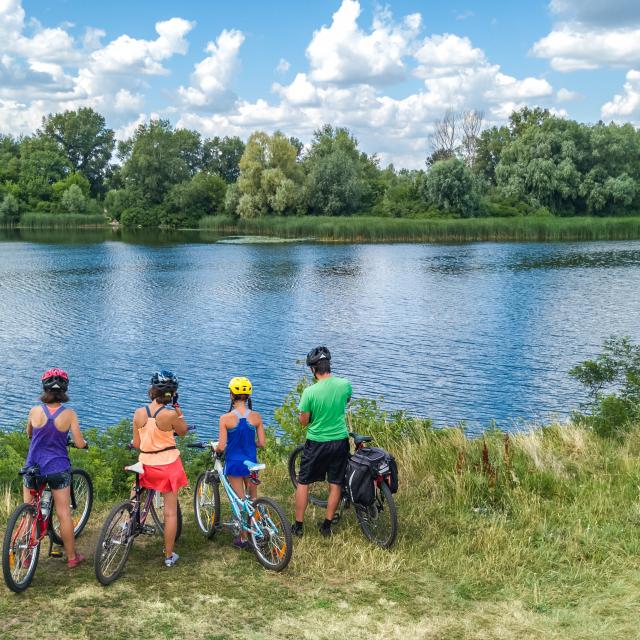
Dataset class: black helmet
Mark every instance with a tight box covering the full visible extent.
[150,370,179,393]
[41,368,69,392]
[306,346,331,367]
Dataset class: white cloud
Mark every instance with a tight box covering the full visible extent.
[550,0,640,27]
[601,69,640,119]
[557,87,580,102]
[178,29,244,110]
[276,58,290,74]
[306,0,421,86]
[414,34,485,77]
[532,26,640,71]
[114,89,144,114]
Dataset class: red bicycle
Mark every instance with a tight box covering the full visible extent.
[2,459,93,593]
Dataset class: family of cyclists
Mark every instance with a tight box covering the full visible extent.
[12,345,352,576]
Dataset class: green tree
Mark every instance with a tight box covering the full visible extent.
[422,158,480,216]
[304,125,377,216]
[119,120,199,206]
[104,189,135,221]
[0,193,20,223]
[18,136,71,209]
[235,131,304,217]
[41,108,115,195]
[60,184,87,214]
[0,134,20,187]
[163,172,227,226]
[202,136,245,182]
[52,173,91,202]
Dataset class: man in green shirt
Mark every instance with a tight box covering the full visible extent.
[294,346,352,537]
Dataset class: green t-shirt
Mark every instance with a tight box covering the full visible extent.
[298,376,352,442]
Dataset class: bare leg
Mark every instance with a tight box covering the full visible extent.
[52,487,76,560]
[246,478,258,501]
[295,483,309,522]
[161,491,178,557]
[228,476,248,540]
[325,483,342,522]
[22,486,32,504]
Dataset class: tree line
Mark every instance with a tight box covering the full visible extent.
[1,106,640,226]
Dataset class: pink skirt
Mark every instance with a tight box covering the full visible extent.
[140,457,188,494]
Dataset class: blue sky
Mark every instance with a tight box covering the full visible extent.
[3,0,640,167]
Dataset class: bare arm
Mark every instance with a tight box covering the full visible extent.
[26,408,34,438]
[170,404,189,436]
[255,414,266,448]
[299,412,310,427]
[132,408,144,449]
[216,417,228,453]
[67,409,87,448]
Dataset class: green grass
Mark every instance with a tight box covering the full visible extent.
[2,418,640,639]
[17,212,108,229]
[199,214,640,243]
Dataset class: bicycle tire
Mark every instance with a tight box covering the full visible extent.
[2,503,41,593]
[354,481,398,549]
[287,444,329,508]
[49,468,94,545]
[150,495,183,543]
[193,472,221,539]
[94,501,135,586]
[249,497,293,572]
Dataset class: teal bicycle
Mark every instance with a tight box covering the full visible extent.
[190,441,293,572]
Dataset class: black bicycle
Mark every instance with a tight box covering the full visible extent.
[94,449,182,585]
[288,431,398,548]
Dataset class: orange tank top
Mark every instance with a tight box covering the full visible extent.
[138,405,180,466]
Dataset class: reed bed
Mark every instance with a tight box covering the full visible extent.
[199,214,640,243]
[18,213,108,229]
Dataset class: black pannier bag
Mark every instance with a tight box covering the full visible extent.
[359,446,399,494]
[345,447,387,506]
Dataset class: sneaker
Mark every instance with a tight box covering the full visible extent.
[292,522,304,538]
[317,522,332,537]
[233,537,248,550]
[67,553,85,568]
[164,552,179,567]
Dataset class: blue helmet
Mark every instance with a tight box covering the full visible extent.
[150,370,179,393]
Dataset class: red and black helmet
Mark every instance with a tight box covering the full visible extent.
[41,368,69,391]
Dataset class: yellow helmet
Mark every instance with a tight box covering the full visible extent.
[228,376,252,395]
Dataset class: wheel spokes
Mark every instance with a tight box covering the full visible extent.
[10,511,37,584]
[99,508,131,577]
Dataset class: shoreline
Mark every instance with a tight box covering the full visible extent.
[4,214,640,243]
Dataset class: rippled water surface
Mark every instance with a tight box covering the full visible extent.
[1,228,640,437]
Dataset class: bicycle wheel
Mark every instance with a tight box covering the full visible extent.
[354,481,397,549]
[94,501,135,586]
[249,497,293,572]
[149,493,183,543]
[193,472,221,538]
[2,503,41,593]
[288,444,329,507]
[50,468,94,545]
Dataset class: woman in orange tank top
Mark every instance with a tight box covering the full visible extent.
[132,370,188,568]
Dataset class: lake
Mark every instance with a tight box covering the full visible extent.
[1,227,639,438]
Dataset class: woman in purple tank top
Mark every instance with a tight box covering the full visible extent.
[23,368,87,568]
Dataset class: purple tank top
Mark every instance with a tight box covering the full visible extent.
[25,404,71,475]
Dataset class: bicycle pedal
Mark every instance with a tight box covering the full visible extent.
[141,525,156,535]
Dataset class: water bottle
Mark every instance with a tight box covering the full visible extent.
[40,489,53,519]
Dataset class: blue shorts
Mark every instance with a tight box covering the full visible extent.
[23,469,72,490]
[224,460,255,478]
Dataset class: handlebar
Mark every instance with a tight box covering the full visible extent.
[67,438,89,450]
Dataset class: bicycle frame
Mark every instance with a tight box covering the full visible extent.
[206,447,272,539]
[127,471,155,538]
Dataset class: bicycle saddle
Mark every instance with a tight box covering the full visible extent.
[124,462,145,475]
[349,432,373,445]
[244,461,266,472]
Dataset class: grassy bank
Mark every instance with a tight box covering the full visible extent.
[16,213,108,229]
[2,408,640,639]
[200,214,640,242]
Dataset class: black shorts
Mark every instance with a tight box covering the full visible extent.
[298,438,349,485]
[23,470,72,491]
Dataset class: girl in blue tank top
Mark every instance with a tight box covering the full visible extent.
[216,377,265,548]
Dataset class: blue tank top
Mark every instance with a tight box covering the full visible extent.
[225,408,257,464]
[25,404,71,475]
